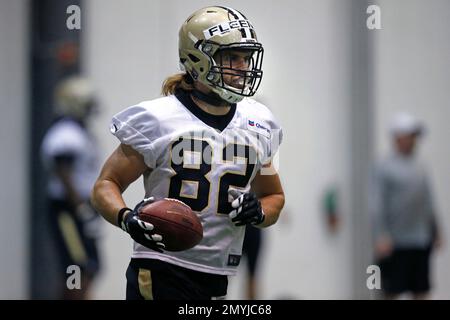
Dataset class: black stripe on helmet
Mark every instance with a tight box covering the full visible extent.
[216,6,250,39]
[235,9,247,19]
[216,6,240,20]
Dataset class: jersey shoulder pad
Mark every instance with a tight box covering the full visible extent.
[110,96,181,167]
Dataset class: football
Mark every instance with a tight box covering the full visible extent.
[138,198,203,252]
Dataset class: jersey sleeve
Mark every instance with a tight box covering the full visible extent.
[266,116,283,165]
[258,107,283,166]
[110,104,160,168]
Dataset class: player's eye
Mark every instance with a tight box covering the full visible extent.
[231,54,252,66]
[216,51,252,69]
[216,52,231,64]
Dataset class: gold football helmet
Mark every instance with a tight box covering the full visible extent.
[179,6,263,103]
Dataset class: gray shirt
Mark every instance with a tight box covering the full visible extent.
[370,152,437,248]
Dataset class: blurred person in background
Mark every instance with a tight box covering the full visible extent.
[370,112,442,300]
[41,76,102,299]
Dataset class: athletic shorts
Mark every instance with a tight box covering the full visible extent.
[126,258,228,300]
[378,246,432,294]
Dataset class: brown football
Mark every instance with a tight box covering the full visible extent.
[138,198,203,251]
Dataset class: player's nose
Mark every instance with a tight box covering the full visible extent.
[234,57,248,70]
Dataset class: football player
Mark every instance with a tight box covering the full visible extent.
[92,6,285,300]
[41,76,102,299]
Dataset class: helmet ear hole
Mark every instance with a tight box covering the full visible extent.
[188,54,200,63]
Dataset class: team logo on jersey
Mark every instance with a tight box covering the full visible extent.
[227,254,241,266]
[203,19,254,39]
[110,123,118,133]
[247,119,271,139]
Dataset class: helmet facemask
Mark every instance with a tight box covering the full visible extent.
[204,42,263,101]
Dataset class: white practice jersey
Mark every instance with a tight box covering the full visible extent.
[111,91,282,275]
[41,118,100,200]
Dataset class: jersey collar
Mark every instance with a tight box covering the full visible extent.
[175,89,237,132]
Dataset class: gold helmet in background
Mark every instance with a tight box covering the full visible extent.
[54,76,96,119]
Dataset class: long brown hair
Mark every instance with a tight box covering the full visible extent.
[161,73,194,96]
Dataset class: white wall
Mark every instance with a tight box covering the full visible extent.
[84,0,355,299]
[0,0,29,299]
[373,0,450,299]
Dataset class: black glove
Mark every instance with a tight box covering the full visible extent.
[229,190,265,227]
[117,197,165,252]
